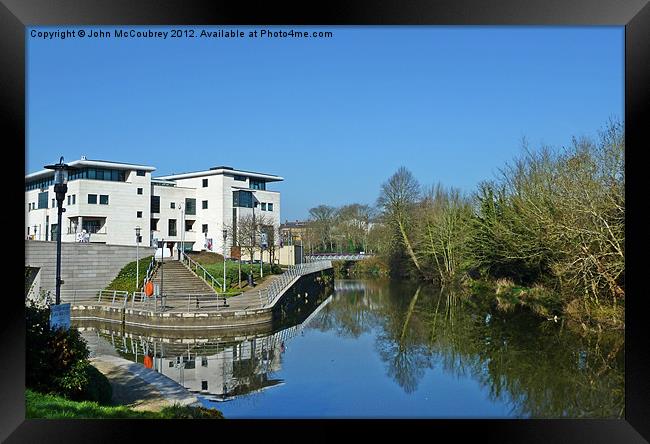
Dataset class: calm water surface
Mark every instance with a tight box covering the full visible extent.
[83,278,624,418]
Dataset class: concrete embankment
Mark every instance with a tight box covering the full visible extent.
[71,266,334,330]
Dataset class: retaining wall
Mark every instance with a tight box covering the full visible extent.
[24,240,155,292]
[70,267,335,331]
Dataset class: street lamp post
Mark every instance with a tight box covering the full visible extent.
[135,227,141,291]
[250,200,256,286]
[157,239,165,309]
[44,157,75,305]
[222,228,227,293]
[178,203,184,260]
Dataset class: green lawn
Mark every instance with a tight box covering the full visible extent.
[105,256,153,293]
[26,390,223,419]
[188,252,282,291]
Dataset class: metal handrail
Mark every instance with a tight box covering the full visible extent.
[262,260,332,307]
[179,251,224,292]
[60,289,130,308]
[128,291,229,313]
[141,256,157,291]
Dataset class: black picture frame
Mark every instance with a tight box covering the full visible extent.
[4,1,648,442]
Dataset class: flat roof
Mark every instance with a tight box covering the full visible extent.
[25,157,156,180]
[156,166,283,182]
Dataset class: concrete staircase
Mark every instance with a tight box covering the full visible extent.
[150,259,216,294]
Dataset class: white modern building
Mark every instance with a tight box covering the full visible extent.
[25,157,283,258]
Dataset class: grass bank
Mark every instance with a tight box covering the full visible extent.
[26,390,223,419]
[105,256,153,293]
[187,251,282,290]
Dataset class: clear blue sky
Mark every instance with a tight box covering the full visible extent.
[26,26,623,221]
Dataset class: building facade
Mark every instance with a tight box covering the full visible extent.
[25,158,283,257]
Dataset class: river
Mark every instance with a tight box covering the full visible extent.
[78,278,624,418]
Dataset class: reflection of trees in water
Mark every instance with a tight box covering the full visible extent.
[375,285,433,394]
[308,281,383,338]
[317,279,624,417]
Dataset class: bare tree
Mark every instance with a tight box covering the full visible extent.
[309,205,336,251]
[377,166,423,273]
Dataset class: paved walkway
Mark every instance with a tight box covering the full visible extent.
[83,331,200,411]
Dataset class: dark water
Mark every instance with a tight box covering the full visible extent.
[82,278,624,418]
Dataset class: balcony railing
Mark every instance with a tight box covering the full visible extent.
[67,227,107,235]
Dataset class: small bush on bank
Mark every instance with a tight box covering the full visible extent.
[26,305,113,404]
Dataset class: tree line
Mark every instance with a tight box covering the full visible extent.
[306,120,624,326]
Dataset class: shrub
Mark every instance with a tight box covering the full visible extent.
[159,404,224,419]
[25,305,112,404]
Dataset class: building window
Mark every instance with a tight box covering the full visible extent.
[151,219,158,231]
[202,178,208,187]
[234,175,246,181]
[233,190,253,208]
[37,192,48,209]
[169,219,177,237]
[267,203,274,211]
[100,195,109,205]
[201,357,208,367]
[185,220,193,232]
[250,179,266,190]
[137,188,143,195]
[137,211,143,218]
[136,170,146,176]
[201,381,208,390]
[170,202,175,209]
[202,200,208,209]
[65,167,126,182]
[51,199,55,208]
[151,195,160,213]
[67,195,71,205]
[88,194,97,204]
[261,202,267,211]
[82,219,101,234]
[185,198,196,215]
[168,361,174,368]
[202,224,208,234]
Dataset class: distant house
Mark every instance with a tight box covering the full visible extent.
[279,220,308,246]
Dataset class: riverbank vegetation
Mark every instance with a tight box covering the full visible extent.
[307,121,624,329]
[26,305,113,404]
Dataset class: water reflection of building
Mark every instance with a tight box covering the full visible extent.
[93,324,301,401]
[84,292,333,401]
[155,327,299,401]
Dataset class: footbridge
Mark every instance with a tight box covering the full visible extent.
[305,253,375,262]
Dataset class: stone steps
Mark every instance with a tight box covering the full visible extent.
[150,260,216,294]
